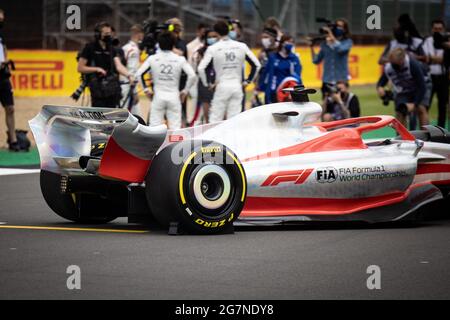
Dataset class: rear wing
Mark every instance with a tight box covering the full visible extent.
[29,106,167,182]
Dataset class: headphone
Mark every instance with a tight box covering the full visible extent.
[94,21,111,40]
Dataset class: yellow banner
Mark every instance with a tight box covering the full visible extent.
[293,45,386,87]
[8,50,79,97]
[8,46,385,97]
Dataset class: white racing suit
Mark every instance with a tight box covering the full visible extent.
[197,37,261,123]
[120,40,142,116]
[136,50,196,129]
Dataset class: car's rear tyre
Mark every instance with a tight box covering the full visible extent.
[145,140,247,234]
[40,170,118,224]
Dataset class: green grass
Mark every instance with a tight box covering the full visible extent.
[0,147,39,167]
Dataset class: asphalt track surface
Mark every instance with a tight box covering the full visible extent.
[0,171,449,300]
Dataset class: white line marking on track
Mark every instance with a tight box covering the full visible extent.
[0,222,6,225]
[0,168,40,176]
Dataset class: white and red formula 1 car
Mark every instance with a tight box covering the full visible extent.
[30,87,450,234]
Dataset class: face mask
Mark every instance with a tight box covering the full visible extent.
[207,38,217,46]
[261,38,272,49]
[333,27,344,38]
[283,43,293,53]
[228,30,237,40]
[102,35,112,44]
[392,63,403,71]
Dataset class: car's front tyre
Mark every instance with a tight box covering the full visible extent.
[145,140,247,234]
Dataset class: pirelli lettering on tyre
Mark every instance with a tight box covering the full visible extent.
[195,218,227,228]
[201,146,222,153]
[194,213,234,228]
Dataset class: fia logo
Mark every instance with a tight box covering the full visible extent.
[316,167,338,183]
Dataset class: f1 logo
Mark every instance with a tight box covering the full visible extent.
[261,169,313,187]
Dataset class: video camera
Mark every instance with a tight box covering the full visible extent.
[310,18,339,44]
[140,20,172,55]
[433,31,450,49]
[323,83,340,95]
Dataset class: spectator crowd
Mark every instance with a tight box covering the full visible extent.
[1,8,450,152]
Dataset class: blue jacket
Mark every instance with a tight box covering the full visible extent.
[312,38,353,83]
[263,51,302,103]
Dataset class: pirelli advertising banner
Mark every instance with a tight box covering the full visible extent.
[8,50,79,97]
[8,46,385,97]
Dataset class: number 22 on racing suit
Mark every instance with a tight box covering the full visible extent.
[136,50,196,129]
[197,36,261,123]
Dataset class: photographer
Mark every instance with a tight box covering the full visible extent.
[377,48,429,128]
[321,82,352,122]
[136,31,196,129]
[379,14,425,65]
[310,18,353,95]
[0,8,20,151]
[77,22,133,108]
[422,19,449,128]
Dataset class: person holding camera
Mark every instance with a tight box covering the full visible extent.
[377,48,429,128]
[379,14,425,65]
[197,20,261,123]
[321,81,360,122]
[422,19,449,128]
[310,19,353,96]
[136,31,196,129]
[0,8,20,151]
[77,22,133,108]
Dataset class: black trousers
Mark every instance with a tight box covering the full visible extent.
[430,74,449,128]
[91,95,120,108]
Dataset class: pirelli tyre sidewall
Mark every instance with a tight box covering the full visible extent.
[146,141,247,234]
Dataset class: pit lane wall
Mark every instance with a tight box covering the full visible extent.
[8,46,385,97]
